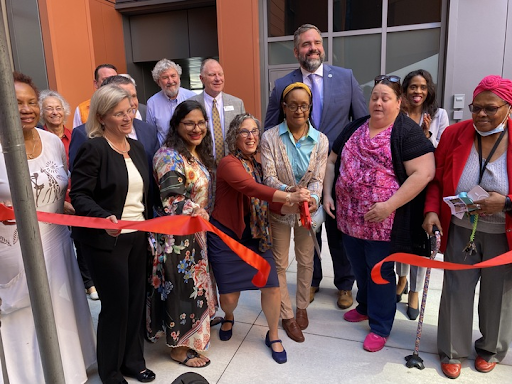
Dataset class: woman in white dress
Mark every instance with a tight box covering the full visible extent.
[0,72,96,383]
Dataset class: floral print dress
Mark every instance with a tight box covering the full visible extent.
[146,147,215,351]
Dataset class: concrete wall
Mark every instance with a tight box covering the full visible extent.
[443,0,512,123]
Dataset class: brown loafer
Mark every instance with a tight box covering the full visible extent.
[282,318,305,343]
[441,362,461,379]
[337,290,353,309]
[475,356,496,373]
[309,286,319,303]
[296,308,308,330]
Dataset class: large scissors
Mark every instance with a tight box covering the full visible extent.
[300,202,322,257]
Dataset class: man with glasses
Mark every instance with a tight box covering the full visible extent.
[191,59,245,163]
[264,24,367,311]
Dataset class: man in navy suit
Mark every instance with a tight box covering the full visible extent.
[264,24,368,312]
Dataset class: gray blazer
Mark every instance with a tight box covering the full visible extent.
[190,91,245,135]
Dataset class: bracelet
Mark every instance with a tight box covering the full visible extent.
[285,193,293,205]
[503,196,512,212]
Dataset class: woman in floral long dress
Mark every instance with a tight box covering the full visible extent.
[147,100,216,368]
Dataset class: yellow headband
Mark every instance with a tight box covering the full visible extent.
[282,82,312,100]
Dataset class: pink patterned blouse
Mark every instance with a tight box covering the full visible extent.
[336,120,399,241]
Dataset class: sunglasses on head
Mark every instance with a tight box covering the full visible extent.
[374,75,401,85]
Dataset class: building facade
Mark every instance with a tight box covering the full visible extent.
[3,0,512,124]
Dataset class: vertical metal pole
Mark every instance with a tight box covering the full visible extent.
[0,7,65,384]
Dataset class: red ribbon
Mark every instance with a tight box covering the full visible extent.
[0,205,270,287]
[371,251,512,284]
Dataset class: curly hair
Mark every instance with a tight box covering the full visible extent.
[402,69,438,119]
[151,59,182,84]
[225,113,262,155]
[38,89,71,124]
[13,71,39,97]
[163,100,215,170]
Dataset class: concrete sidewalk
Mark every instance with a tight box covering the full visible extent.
[85,233,512,383]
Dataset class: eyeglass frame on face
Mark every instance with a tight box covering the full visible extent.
[111,108,134,119]
[181,120,207,129]
[43,106,64,113]
[374,75,401,85]
[468,103,509,116]
[283,103,311,113]
[237,128,260,138]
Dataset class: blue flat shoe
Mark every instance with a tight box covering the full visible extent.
[265,331,287,364]
[219,318,234,341]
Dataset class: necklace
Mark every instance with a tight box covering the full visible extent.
[26,129,38,159]
[105,136,129,154]
[291,124,308,143]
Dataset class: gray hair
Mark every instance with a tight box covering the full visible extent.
[226,113,262,155]
[293,24,322,50]
[151,59,182,83]
[38,89,71,124]
[119,73,136,86]
[86,84,131,138]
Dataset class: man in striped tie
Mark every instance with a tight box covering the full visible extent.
[191,59,245,164]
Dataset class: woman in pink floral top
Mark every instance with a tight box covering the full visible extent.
[146,100,216,368]
[322,76,435,352]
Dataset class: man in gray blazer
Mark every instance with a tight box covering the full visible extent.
[191,59,245,163]
[264,24,368,323]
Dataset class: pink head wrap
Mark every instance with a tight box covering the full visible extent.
[473,75,512,105]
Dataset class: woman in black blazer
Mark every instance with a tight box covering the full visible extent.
[71,84,155,384]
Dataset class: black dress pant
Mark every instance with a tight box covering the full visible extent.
[75,239,95,290]
[82,231,147,384]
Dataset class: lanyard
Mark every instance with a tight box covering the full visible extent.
[477,129,507,184]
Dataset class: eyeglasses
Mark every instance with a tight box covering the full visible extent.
[283,103,311,112]
[468,103,508,116]
[374,75,401,85]
[238,128,259,138]
[181,120,207,129]
[44,106,64,113]
[112,109,134,119]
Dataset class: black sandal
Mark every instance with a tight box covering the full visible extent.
[210,316,223,327]
[172,349,211,368]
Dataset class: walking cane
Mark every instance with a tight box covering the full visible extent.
[0,298,10,384]
[405,226,441,370]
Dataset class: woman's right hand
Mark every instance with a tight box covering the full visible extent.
[422,211,443,236]
[323,193,335,219]
[191,207,209,221]
[290,188,310,204]
[105,215,121,237]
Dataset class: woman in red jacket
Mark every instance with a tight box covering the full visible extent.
[207,113,310,364]
[423,75,512,380]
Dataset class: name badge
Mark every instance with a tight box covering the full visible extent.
[224,105,235,112]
